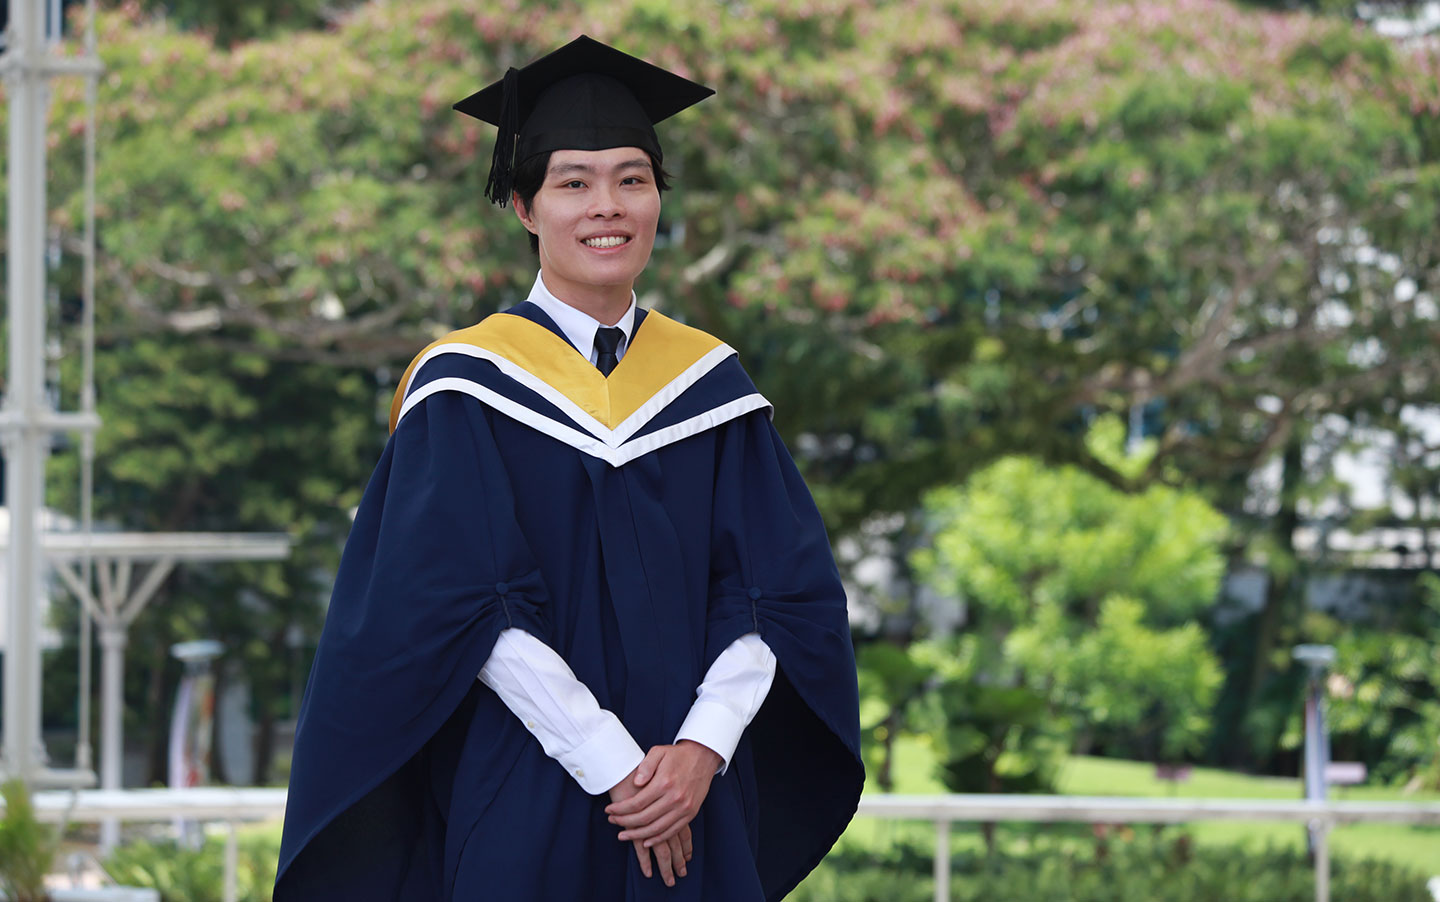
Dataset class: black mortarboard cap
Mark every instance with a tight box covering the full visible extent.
[454,35,715,206]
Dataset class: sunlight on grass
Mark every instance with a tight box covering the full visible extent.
[847,739,1440,874]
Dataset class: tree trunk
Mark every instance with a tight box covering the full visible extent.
[252,658,278,786]
[981,759,1000,854]
[876,708,899,792]
[1240,435,1304,768]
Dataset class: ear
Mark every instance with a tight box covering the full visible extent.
[513,194,538,235]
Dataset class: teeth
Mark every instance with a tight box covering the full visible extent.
[583,236,629,248]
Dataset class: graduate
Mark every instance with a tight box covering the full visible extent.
[275,36,863,901]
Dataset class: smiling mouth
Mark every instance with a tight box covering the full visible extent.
[582,236,631,249]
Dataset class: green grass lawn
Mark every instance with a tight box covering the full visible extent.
[1057,754,1440,872]
[839,737,1440,875]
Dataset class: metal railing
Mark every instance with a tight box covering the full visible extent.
[23,788,286,902]
[9,789,1440,902]
[856,794,1440,902]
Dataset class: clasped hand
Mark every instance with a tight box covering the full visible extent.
[605,740,722,887]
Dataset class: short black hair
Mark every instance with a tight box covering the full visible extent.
[511,150,673,255]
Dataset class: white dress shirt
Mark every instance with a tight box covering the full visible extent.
[481,630,775,795]
[477,270,778,795]
[525,271,637,365]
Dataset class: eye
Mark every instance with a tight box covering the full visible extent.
[562,179,586,189]
[621,176,645,185]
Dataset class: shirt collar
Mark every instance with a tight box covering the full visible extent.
[525,271,637,366]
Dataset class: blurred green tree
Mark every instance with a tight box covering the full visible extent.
[1235,0,1428,18]
[855,641,933,791]
[132,0,365,45]
[32,0,1437,534]
[1317,573,1440,790]
[914,455,1228,765]
[42,335,379,784]
[8,0,1438,778]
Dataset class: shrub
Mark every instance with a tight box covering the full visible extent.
[913,457,1228,768]
[0,779,59,902]
[104,830,279,902]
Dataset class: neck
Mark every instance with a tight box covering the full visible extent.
[539,272,633,326]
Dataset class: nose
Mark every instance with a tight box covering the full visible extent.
[588,183,624,219]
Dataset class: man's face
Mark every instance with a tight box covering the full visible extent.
[515,146,661,304]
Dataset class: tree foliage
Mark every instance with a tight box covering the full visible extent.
[914,456,1228,763]
[130,0,365,46]
[910,633,1072,796]
[28,0,1437,530]
[4,0,1437,779]
[1319,573,1440,789]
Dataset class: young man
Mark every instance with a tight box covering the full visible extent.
[276,37,861,902]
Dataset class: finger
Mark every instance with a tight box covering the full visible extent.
[618,800,685,841]
[635,811,689,846]
[668,833,688,878]
[644,815,690,848]
[610,799,671,828]
[633,746,669,787]
[680,825,694,861]
[610,788,676,825]
[606,782,668,817]
[616,799,680,839]
[653,836,676,887]
[631,840,652,879]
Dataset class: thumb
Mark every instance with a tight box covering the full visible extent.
[634,746,668,786]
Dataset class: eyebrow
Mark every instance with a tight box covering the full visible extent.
[547,158,654,178]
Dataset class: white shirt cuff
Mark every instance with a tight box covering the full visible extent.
[675,698,748,773]
[556,712,645,795]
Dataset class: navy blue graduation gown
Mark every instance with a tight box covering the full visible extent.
[275,303,863,901]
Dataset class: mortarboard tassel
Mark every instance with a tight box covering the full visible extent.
[484,67,521,206]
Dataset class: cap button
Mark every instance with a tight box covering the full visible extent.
[748,586,763,600]
[496,581,510,594]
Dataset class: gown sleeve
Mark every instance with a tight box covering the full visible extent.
[276,392,559,900]
[706,410,865,901]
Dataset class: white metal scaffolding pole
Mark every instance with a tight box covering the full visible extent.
[2,0,54,785]
[2,0,102,788]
